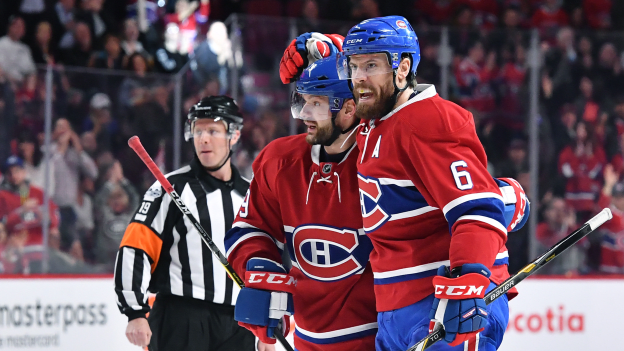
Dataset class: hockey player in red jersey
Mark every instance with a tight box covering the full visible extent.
[333,17,529,351]
[224,47,378,350]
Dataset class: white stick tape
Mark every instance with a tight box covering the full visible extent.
[586,208,613,231]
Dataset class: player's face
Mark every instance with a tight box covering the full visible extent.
[192,119,230,169]
[350,53,396,120]
[294,94,335,145]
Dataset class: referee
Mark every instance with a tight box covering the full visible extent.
[113,96,261,351]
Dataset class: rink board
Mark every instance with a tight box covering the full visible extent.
[0,276,621,351]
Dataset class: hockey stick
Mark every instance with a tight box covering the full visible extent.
[128,136,295,351]
[406,207,613,351]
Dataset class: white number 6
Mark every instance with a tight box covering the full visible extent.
[450,161,473,190]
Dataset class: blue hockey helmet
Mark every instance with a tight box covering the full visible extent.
[337,16,420,81]
[292,55,354,121]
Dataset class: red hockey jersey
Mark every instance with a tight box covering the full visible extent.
[356,84,513,312]
[597,193,624,273]
[224,135,377,350]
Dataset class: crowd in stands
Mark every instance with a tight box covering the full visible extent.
[0,0,624,277]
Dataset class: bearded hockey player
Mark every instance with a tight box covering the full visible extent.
[224,53,378,350]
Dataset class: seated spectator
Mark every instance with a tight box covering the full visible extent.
[594,43,624,100]
[536,197,586,275]
[553,103,578,153]
[17,131,56,196]
[60,21,94,67]
[89,34,124,69]
[119,53,151,108]
[31,21,57,65]
[584,0,612,30]
[76,0,115,48]
[80,131,98,158]
[120,18,145,56]
[455,39,497,114]
[496,138,528,178]
[51,118,98,251]
[0,16,36,83]
[47,0,77,50]
[530,0,569,39]
[558,121,606,217]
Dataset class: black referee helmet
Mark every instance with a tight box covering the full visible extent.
[184,96,244,141]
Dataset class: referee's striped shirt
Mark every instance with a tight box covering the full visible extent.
[113,157,249,320]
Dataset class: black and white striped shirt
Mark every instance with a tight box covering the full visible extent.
[114,158,249,320]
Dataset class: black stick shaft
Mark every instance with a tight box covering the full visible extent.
[406,208,612,351]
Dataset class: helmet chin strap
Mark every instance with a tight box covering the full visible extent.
[390,70,409,108]
[322,113,360,147]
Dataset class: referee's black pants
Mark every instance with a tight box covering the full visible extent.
[148,294,256,351]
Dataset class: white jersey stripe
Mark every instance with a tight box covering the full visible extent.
[207,189,226,304]
[373,260,451,279]
[389,206,438,221]
[295,322,378,339]
[443,192,504,216]
[378,178,414,187]
[456,215,507,235]
[120,247,141,310]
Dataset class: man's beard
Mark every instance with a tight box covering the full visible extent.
[305,122,335,145]
[353,79,396,120]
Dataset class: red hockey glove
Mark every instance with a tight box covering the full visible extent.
[279,32,345,84]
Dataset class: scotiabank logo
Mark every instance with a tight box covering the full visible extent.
[507,306,584,333]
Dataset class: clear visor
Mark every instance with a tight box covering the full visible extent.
[336,52,394,80]
[184,118,229,141]
[290,93,333,121]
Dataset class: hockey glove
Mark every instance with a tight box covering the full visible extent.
[234,258,295,344]
[497,177,530,232]
[279,32,345,84]
[429,264,491,346]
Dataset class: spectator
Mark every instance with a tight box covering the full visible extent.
[89,34,124,69]
[553,103,578,153]
[0,156,62,269]
[84,93,120,154]
[584,0,612,30]
[120,18,145,56]
[455,40,497,114]
[165,0,209,55]
[558,120,606,217]
[30,21,57,65]
[17,0,47,44]
[152,23,188,73]
[124,84,171,156]
[351,0,381,22]
[530,0,569,38]
[498,43,527,118]
[47,0,77,50]
[76,0,115,48]
[17,131,56,196]
[456,0,498,29]
[0,16,36,83]
[415,0,455,25]
[536,197,586,275]
[598,164,624,273]
[80,131,98,158]
[93,160,138,269]
[74,176,94,262]
[487,4,528,53]
[543,27,577,111]
[299,0,321,32]
[60,21,93,67]
[496,138,528,178]
[594,43,624,100]
[51,118,98,250]
[191,21,240,92]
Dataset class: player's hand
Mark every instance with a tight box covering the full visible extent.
[257,340,276,351]
[234,258,295,344]
[429,264,490,346]
[126,317,151,348]
[279,32,344,84]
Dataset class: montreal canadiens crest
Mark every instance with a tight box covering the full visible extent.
[289,224,372,282]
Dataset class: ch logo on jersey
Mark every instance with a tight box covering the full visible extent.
[292,225,367,281]
[357,175,389,232]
